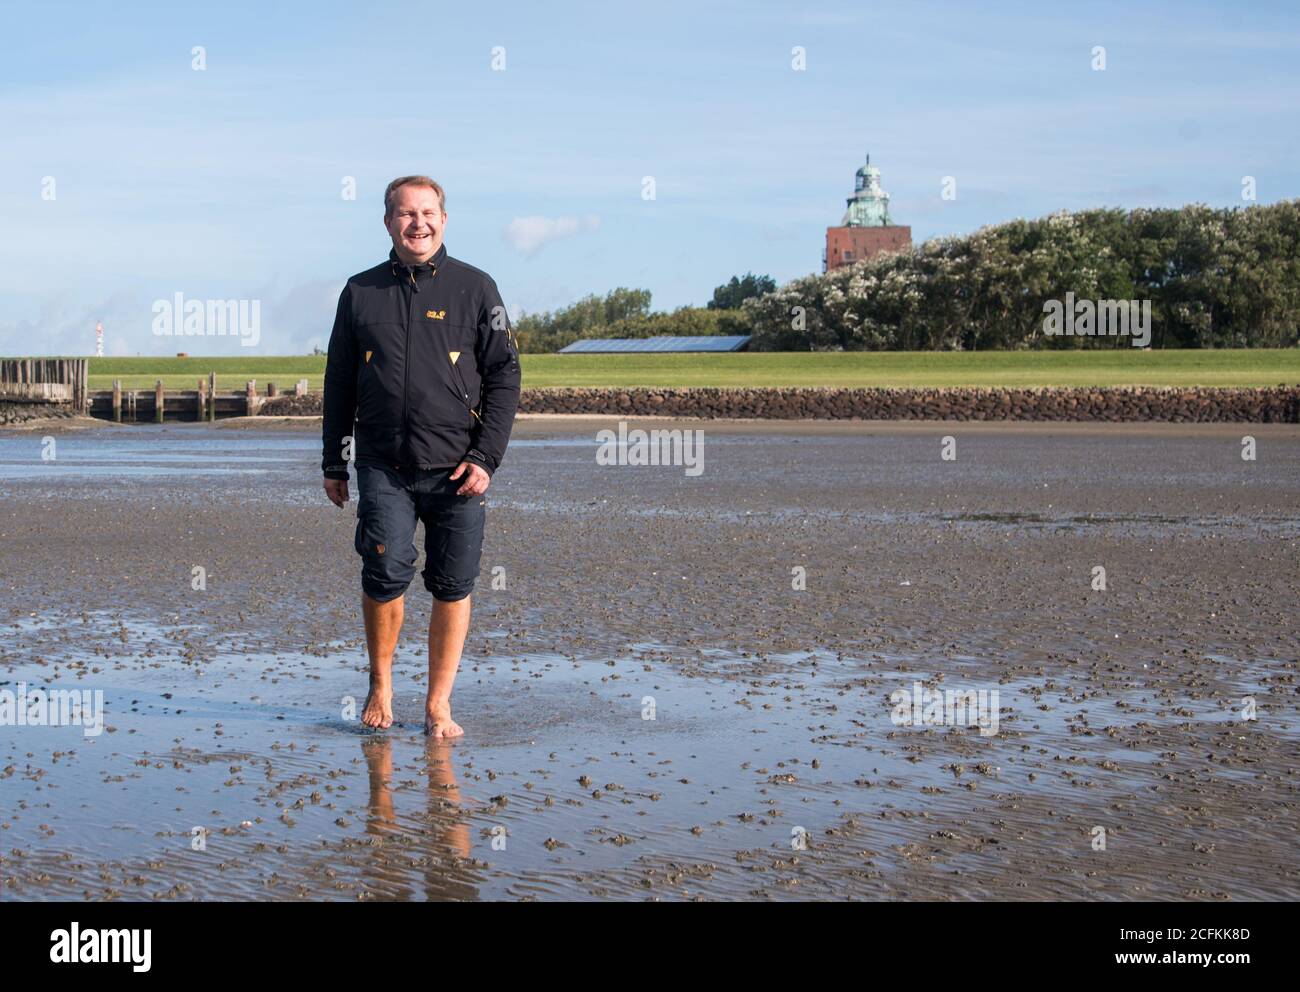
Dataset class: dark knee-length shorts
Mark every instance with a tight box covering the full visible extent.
[353,463,486,603]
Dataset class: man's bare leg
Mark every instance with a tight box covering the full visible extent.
[361,592,403,728]
[426,595,470,738]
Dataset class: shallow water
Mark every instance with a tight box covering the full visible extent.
[2,608,1294,900]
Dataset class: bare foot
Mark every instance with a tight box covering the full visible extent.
[361,682,393,729]
[425,697,464,738]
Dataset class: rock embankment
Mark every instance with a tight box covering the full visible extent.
[0,402,83,426]
[256,385,1300,422]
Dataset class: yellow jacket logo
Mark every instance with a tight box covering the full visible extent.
[425,309,446,320]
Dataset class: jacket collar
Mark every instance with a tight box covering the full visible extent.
[389,242,447,282]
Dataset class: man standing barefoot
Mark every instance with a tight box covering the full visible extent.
[321,176,521,737]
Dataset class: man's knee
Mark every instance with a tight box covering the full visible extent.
[362,574,410,602]
[424,574,476,602]
[355,516,417,601]
[419,494,485,604]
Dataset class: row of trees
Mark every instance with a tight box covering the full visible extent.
[744,201,1300,350]
[513,275,769,353]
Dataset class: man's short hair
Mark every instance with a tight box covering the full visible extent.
[384,176,446,219]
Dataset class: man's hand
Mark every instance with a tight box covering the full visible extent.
[450,461,490,496]
[324,477,350,507]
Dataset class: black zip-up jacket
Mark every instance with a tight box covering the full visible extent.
[322,244,521,481]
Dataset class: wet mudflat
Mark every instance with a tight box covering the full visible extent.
[1,417,1297,900]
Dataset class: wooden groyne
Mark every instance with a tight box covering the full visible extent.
[0,358,89,411]
[87,377,310,422]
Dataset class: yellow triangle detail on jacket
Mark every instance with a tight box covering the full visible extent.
[365,351,373,363]
[449,351,460,365]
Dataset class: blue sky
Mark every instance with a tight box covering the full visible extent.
[2,0,1298,356]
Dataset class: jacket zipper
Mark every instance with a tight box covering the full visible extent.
[454,362,482,429]
[400,262,437,463]
[449,357,466,399]
[401,274,412,462]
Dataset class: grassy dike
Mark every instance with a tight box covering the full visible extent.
[82,349,1300,392]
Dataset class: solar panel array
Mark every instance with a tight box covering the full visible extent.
[558,335,752,353]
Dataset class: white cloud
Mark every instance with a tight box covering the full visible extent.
[503,214,600,257]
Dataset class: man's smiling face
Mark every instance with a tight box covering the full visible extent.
[385,184,446,264]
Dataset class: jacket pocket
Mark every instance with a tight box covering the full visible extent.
[354,322,405,428]
[410,323,475,428]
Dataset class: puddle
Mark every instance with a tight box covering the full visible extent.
[4,610,1291,899]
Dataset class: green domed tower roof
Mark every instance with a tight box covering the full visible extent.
[841,153,893,227]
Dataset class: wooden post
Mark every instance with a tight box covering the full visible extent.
[156,379,165,423]
[246,379,257,417]
[197,377,207,421]
[295,378,307,397]
[112,379,122,423]
[208,372,217,422]
[267,382,278,399]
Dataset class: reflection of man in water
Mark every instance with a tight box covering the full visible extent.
[361,736,477,900]
[322,176,521,737]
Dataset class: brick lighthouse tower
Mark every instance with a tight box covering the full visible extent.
[824,154,911,271]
